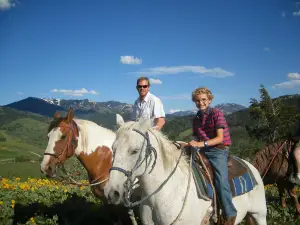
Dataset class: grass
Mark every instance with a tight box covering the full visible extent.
[0,162,44,178]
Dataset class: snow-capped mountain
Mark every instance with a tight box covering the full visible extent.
[168,103,246,117]
[41,98,133,114]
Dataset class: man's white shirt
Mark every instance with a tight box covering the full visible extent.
[132,92,165,126]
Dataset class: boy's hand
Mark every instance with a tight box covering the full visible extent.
[188,140,201,147]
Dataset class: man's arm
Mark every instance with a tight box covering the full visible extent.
[153,97,166,130]
[154,117,165,131]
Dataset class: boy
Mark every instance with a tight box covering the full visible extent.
[188,87,237,225]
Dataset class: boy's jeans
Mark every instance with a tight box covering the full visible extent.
[202,147,237,218]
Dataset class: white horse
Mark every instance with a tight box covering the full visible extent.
[104,114,268,225]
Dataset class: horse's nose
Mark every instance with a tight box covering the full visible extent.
[108,189,121,205]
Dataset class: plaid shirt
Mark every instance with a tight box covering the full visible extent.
[192,107,231,146]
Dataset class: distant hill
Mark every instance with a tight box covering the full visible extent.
[214,103,246,115]
[4,97,133,130]
[5,97,66,118]
[0,106,51,160]
[167,103,246,117]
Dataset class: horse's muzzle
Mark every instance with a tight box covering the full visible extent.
[107,189,123,205]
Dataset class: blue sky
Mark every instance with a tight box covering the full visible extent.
[1,0,300,113]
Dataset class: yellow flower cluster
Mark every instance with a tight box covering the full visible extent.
[25,217,36,225]
[0,177,89,192]
[264,184,274,190]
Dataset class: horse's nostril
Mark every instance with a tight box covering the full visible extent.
[113,190,120,199]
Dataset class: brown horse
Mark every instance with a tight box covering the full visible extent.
[40,108,134,225]
[251,140,300,216]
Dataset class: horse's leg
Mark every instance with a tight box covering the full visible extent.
[139,203,154,225]
[244,213,256,225]
[277,183,287,208]
[287,185,300,218]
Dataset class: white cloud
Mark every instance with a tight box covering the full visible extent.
[17,92,23,95]
[133,66,234,77]
[264,47,271,52]
[288,72,300,80]
[159,94,190,100]
[149,78,162,85]
[293,10,300,16]
[50,88,99,96]
[0,0,15,10]
[120,56,142,65]
[273,72,300,89]
[168,109,182,114]
[281,11,286,18]
[273,80,300,89]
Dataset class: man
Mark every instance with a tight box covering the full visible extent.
[132,77,165,131]
[188,87,237,225]
[289,120,300,184]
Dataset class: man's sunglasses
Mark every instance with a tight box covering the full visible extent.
[137,85,149,89]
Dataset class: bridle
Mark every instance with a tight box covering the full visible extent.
[44,120,109,187]
[109,128,184,208]
[43,120,79,162]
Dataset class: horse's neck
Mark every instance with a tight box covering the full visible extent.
[74,121,115,182]
[76,148,112,183]
[252,141,287,176]
[139,136,186,191]
[75,122,116,156]
[138,144,209,223]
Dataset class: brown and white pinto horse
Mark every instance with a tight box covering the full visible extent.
[40,108,133,225]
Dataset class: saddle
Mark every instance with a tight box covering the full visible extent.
[196,151,247,183]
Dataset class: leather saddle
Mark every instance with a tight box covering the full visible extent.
[196,151,247,183]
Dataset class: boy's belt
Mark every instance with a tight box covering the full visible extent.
[214,144,230,150]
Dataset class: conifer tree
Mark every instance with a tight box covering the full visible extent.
[246,84,300,143]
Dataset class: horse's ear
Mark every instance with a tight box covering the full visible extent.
[53,111,61,119]
[65,108,74,123]
[116,114,125,127]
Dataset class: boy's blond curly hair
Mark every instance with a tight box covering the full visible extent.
[191,87,214,101]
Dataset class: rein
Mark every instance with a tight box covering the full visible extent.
[262,140,292,179]
[59,164,108,187]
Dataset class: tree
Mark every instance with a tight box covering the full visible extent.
[246,84,300,143]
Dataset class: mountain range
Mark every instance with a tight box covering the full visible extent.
[2,94,299,131]
[4,97,246,118]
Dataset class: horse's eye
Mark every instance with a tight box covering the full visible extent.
[61,135,66,140]
[131,149,138,155]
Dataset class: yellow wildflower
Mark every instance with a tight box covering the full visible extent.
[0,201,3,205]
[15,177,21,181]
[11,199,15,208]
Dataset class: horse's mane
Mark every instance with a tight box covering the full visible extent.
[48,118,64,133]
[116,120,189,172]
[251,140,288,174]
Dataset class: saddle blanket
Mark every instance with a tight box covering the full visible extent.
[192,156,258,199]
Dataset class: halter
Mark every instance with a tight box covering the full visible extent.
[109,128,184,209]
[43,121,78,163]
